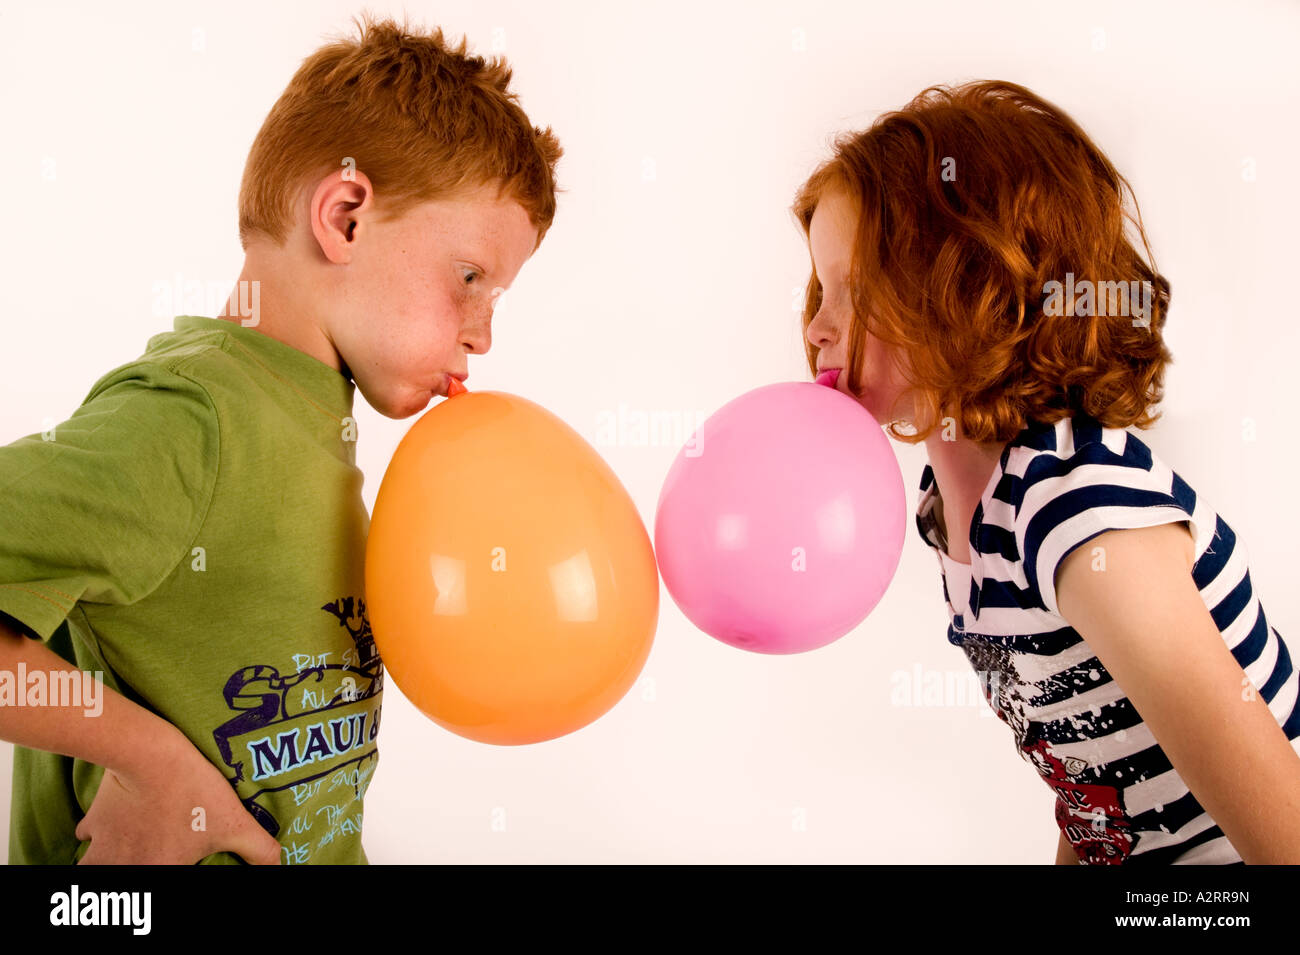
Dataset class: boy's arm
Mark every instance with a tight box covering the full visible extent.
[0,616,184,774]
[0,617,281,864]
[0,373,282,862]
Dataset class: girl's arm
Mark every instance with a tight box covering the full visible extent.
[1056,521,1300,864]
[1055,830,1079,864]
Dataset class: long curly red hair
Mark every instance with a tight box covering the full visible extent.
[792,80,1173,443]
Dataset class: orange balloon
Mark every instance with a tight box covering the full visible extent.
[365,387,659,745]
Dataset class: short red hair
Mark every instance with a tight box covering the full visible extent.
[792,80,1173,443]
[238,13,563,250]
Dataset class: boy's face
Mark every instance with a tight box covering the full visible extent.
[325,181,540,419]
[805,186,914,426]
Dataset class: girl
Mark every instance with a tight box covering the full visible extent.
[793,80,1300,864]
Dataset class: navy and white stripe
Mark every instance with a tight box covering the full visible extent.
[915,413,1299,864]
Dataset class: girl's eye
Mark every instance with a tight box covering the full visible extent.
[463,270,479,285]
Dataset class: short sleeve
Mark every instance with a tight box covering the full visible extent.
[1013,430,1206,618]
[0,367,218,641]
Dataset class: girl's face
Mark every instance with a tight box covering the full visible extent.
[805,187,914,427]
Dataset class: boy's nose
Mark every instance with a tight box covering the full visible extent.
[461,322,492,355]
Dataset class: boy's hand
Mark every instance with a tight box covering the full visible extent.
[75,730,282,865]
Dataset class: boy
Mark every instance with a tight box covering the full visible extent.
[0,14,562,864]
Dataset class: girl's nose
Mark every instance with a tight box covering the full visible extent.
[807,311,837,349]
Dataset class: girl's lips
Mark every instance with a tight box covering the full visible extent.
[815,368,842,389]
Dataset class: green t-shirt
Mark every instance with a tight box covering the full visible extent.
[1,315,383,864]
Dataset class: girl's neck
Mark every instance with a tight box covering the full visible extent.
[922,430,1009,562]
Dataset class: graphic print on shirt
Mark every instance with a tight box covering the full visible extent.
[960,636,1133,865]
[1027,740,1133,864]
[211,595,383,858]
[917,416,1300,864]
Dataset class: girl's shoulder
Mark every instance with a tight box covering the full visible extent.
[997,413,1216,618]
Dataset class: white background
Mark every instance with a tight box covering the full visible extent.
[1,0,1296,863]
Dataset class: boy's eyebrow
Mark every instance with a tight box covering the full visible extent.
[454,242,499,272]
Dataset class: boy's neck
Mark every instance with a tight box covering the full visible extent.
[214,258,350,380]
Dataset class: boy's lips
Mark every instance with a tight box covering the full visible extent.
[430,372,467,398]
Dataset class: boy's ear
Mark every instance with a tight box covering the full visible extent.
[309,169,374,264]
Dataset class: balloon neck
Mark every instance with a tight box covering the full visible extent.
[814,369,841,389]
[448,378,469,397]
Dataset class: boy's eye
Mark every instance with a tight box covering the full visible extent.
[463,270,479,285]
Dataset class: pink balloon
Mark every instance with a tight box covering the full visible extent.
[654,378,906,653]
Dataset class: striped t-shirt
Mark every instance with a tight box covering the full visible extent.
[915,412,1299,864]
